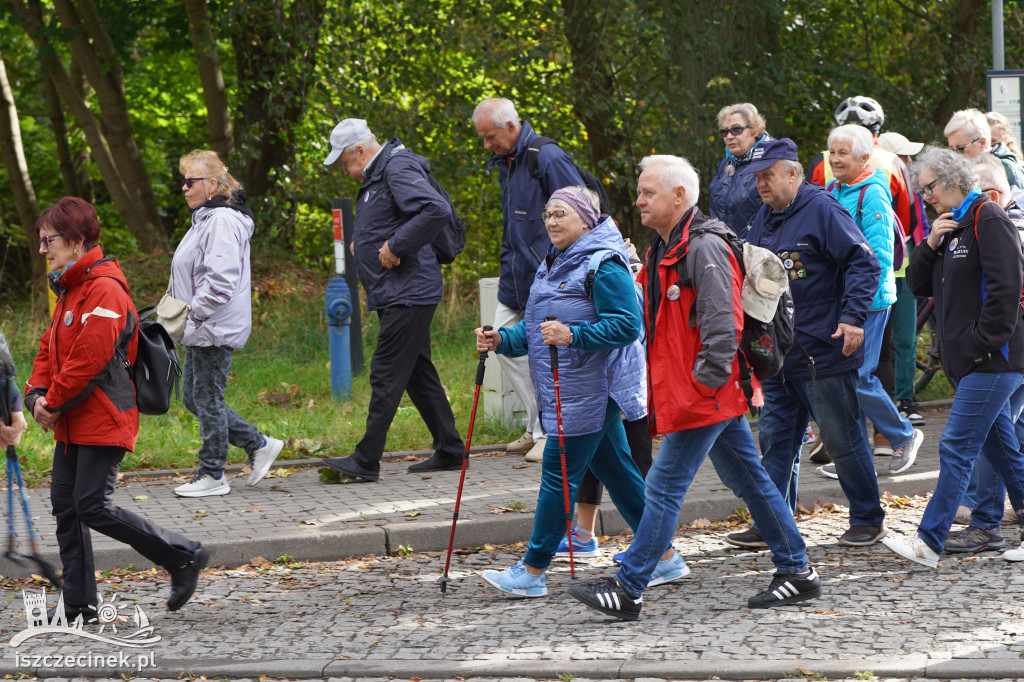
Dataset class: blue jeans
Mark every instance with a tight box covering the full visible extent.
[962,384,1024,527]
[523,399,645,569]
[858,308,914,449]
[616,417,808,597]
[918,371,1024,553]
[758,371,885,528]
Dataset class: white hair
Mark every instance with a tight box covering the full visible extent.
[828,124,874,159]
[472,98,520,128]
[637,155,700,208]
[944,109,991,144]
[974,153,1011,199]
[716,102,767,137]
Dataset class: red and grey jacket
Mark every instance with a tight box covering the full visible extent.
[638,207,753,435]
[25,245,140,450]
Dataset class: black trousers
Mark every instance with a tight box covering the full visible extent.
[352,304,463,471]
[51,442,198,606]
[577,414,653,506]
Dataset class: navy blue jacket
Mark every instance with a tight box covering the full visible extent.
[354,138,449,310]
[746,182,880,380]
[487,121,584,312]
[709,135,774,239]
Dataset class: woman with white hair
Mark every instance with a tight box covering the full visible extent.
[885,146,1024,567]
[709,103,774,239]
[824,124,923,478]
[474,186,671,598]
[946,108,1024,190]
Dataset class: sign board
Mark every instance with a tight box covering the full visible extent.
[987,70,1024,146]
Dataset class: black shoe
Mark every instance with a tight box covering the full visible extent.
[407,453,465,473]
[945,526,1007,553]
[167,545,209,612]
[898,400,926,426]
[724,526,768,549]
[837,524,887,546]
[321,456,379,482]
[47,603,98,624]
[748,567,822,608]
[567,577,642,622]
[807,436,832,464]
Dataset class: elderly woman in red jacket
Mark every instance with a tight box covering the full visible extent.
[26,197,206,621]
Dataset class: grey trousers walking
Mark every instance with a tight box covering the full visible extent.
[182,345,264,478]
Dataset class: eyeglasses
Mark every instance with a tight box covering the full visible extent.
[719,125,752,138]
[184,177,208,188]
[918,179,939,197]
[38,234,64,247]
[541,210,570,223]
[950,138,981,154]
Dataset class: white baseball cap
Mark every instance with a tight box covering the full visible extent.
[741,242,789,324]
[877,132,924,157]
[324,118,372,166]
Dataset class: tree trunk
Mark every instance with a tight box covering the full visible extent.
[185,0,234,159]
[0,49,45,312]
[43,76,82,199]
[930,0,990,126]
[49,0,167,252]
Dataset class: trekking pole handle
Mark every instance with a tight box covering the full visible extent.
[545,316,558,370]
[476,325,493,385]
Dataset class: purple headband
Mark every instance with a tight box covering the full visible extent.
[549,188,599,228]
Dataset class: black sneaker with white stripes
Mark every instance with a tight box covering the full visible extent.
[747,567,822,608]
[568,577,643,621]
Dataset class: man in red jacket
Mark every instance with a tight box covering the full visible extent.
[568,153,819,621]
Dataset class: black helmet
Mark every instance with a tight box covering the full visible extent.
[834,96,884,133]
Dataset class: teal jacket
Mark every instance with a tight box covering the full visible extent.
[831,167,897,310]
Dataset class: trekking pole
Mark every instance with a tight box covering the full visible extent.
[545,316,575,579]
[439,325,492,594]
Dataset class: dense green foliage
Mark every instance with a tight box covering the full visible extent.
[1,0,1022,302]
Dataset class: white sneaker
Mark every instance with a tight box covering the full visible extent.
[248,436,284,486]
[524,436,547,463]
[1003,541,1024,562]
[506,432,534,452]
[174,473,230,498]
[881,532,939,568]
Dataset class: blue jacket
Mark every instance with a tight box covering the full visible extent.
[354,138,449,310]
[487,121,585,312]
[829,167,897,310]
[709,134,774,239]
[747,182,880,380]
[497,218,646,436]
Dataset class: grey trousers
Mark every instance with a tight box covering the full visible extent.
[182,345,264,478]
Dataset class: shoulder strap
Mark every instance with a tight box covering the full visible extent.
[973,200,995,241]
[584,250,610,297]
[856,185,869,225]
[526,135,556,180]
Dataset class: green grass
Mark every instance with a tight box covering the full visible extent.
[3,260,520,485]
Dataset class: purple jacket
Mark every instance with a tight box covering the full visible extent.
[354,138,449,310]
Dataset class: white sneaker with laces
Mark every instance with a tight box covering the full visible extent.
[1003,541,1024,562]
[248,436,284,486]
[506,432,534,452]
[524,436,547,463]
[174,473,230,498]
[881,532,939,568]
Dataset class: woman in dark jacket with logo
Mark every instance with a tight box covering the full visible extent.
[885,147,1024,567]
[709,103,774,239]
[25,197,206,620]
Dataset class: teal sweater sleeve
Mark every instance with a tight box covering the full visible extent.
[496,320,529,358]
[571,259,643,351]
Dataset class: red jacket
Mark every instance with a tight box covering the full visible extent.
[26,246,140,451]
[639,209,753,435]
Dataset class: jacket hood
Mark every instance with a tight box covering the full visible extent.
[193,194,255,239]
[48,245,125,298]
[367,137,432,181]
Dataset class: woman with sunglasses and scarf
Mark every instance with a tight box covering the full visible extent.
[171,150,284,498]
[709,103,774,240]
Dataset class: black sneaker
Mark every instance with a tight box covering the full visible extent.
[407,454,464,473]
[898,400,926,426]
[837,524,887,546]
[567,577,643,622]
[944,526,1007,553]
[47,603,98,624]
[748,567,822,608]
[724,526,768,549]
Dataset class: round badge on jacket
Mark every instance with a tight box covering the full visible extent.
[64,311,74,326]
[666,284,681,301]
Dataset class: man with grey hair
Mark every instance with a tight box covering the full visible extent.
[472,97,586,461]
[320,118,465,481]
[569,153,819,620]
[945,108,1024,189]
[727,139,887,549]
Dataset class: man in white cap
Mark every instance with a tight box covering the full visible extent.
[320,119,465,481]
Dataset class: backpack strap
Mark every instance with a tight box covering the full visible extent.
[584,250,610,297]
[526,135,556,180]
[855,185,869,226]
[973,200,995,241]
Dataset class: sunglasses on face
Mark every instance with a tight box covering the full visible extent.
[184,177,207,189]
[720,125,752,138]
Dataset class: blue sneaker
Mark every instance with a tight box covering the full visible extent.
[555,525,599,557]
[647,550,690,587]
[481,561,548,598]
[612,550,626,564]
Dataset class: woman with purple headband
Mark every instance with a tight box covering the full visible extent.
[474,186,678,599]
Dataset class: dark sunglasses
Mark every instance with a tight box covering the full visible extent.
[184,177,207,189]
[719,125,752,138]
